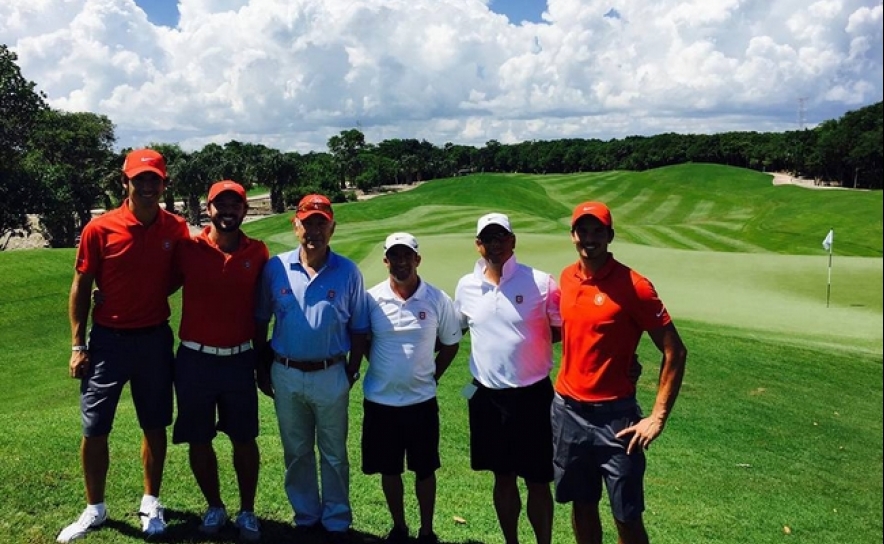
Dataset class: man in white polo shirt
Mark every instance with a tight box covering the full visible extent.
[362,232,462,544]
[454,213,562,544]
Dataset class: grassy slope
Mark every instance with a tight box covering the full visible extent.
[1,164,881,544]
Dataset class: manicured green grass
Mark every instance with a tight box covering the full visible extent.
[0,164,881,544]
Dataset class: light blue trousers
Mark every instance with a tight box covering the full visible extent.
[271,361,351,532]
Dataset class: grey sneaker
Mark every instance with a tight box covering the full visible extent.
[234,510,261,541]
[139,501,166,536]
[199,506,228,534]
[57,508,108,543]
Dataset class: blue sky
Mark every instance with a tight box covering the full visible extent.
[135,0,547,27]
[4,0,882,153]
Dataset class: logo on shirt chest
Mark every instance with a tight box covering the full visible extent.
[419,311,426,320]
[243,260,252,269]
[327,290,336,300]
[162,239,173,251]
[515,295,524,304]
[594,293,606,306]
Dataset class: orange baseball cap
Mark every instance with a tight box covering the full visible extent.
[122,148,167,179]
[294,194,334,222]
[208,180,247,203]
[571,201,612,227]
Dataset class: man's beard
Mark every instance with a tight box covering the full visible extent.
[212,214,243,232]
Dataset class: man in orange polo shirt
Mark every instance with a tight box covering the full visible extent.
[172,180,269,541]
[59,149,189,543]
[552,202,687,544]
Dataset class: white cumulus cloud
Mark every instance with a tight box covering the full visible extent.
[2,0,881,152]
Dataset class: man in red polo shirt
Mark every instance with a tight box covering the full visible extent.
[552,201,688,544]
[59,149,189,543]
[172,180,269,542]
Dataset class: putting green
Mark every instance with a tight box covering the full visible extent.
[356,232,883,356]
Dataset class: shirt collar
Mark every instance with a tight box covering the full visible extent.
[473,254,519,284]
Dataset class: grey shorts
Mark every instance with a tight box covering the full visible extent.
[172,344,259,444]
[551,393,646,522]
[80,323,174,437]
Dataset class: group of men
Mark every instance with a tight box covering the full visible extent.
[57,148,687,544]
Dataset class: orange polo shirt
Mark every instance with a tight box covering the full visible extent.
[175,226,269,346]
[555,255,671,402]
[76,201,189,329]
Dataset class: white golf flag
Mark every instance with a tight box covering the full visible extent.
[822,229,834,252]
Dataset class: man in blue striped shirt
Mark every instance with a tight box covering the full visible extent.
[255,194,370,544]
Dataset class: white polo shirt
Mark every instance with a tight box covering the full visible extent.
[454,255,562,389]
[364,278,463,406]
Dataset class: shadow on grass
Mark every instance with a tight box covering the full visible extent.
[97,508,489,543]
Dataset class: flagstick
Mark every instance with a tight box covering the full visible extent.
[825,229,833,308]
[826,249,832,308]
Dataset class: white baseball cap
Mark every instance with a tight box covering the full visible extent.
[476,213,513,236]
[384,232,419,254]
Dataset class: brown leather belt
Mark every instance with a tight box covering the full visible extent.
[275,354,344,372]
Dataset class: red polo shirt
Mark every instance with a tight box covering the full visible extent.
[76,201,189,329]
[175,226,269,346]
[555,255,671,402]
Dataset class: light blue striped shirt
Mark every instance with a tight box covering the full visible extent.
[256,248,370,360]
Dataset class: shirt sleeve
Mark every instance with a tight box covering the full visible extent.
[75,223,101,275]
[436,290,463,346]
[546,274,563,327]
[255,256,278,322]
[632,274,671,330]
[347,266,372,334]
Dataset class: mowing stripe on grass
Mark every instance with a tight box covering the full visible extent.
[650,225,714,251]
[684,224,767,253]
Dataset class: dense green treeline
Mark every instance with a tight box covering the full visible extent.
[2,43,882,249]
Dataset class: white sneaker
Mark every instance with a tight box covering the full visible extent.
[57,508,107,543]
[234,510,261,542]
[139,501,166,536]
[198,506,228,534]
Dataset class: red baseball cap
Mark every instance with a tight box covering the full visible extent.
[122,149,167,179]
[208,180,247,203]
[571,201,612,227]
[295,194,334,222]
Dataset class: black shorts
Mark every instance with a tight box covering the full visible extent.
[551,393,646,522]
[172,344,259,444]
[468,376,554,482]
[81,323,174,437]
[361,398,440,479]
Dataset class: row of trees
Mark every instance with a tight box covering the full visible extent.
[2,43,882,249]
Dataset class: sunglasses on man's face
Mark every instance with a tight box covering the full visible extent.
[477,231,512,245]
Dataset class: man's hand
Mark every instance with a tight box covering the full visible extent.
[69,350,90,379]
[615,415,665,455]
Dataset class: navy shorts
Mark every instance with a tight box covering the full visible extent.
[80,323,174,437]
[172,344,259,444]
[551,393,646,522]
[361,398,440,479]
[468,376,554,483]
